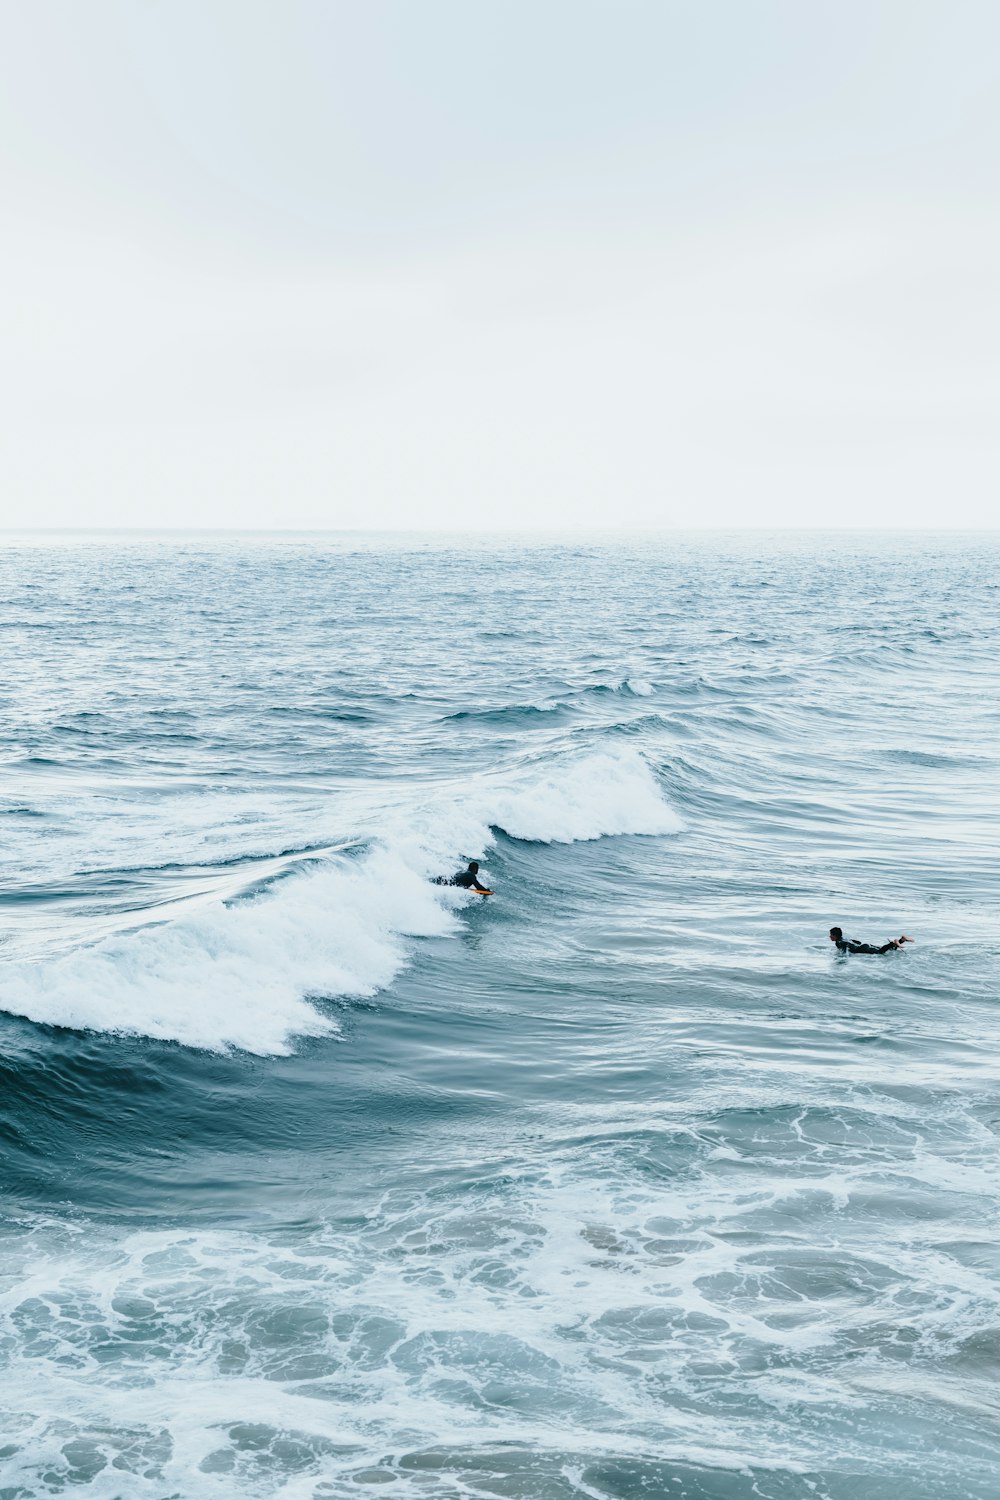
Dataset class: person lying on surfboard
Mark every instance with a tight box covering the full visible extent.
[433,861,492,893]
[829,927,913,954]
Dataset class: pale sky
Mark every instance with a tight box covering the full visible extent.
[1,0,998,530]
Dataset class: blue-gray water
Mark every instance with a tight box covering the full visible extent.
[1,531,998,1499]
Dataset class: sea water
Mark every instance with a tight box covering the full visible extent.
[0,530,998,1500]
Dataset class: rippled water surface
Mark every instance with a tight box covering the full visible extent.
[1,531,998,1499]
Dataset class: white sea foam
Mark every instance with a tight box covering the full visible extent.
[0,851,455,1054]
[480,749,681,844]
[4,1116,992,1498]
[0,751,680,1053]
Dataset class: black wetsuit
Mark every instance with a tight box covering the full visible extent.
[834,937,900,955]
[432,868,490,891]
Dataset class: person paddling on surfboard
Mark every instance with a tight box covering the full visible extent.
[829,926,913,955]
[434,860,492,894]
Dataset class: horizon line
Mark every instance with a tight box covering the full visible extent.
[2,524,998,536]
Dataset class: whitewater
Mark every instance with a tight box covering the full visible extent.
[1,748,679,1052]
[1,530,998,1500]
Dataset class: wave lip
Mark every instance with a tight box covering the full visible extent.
[484,750,682,844]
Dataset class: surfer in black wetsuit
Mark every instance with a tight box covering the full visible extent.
[829,927,913,954]
[433,861,492,893]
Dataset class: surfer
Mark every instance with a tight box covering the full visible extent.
[432,861,492,893]
[451,860,491,892]
[829,927,913,955]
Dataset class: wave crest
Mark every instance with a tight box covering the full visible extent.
[485,750,681,844]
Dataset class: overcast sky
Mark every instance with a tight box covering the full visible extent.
[2,0,998,530]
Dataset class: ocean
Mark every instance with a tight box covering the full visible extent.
[0,530,998,1500]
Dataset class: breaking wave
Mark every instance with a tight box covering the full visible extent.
[0,751,681,1053]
